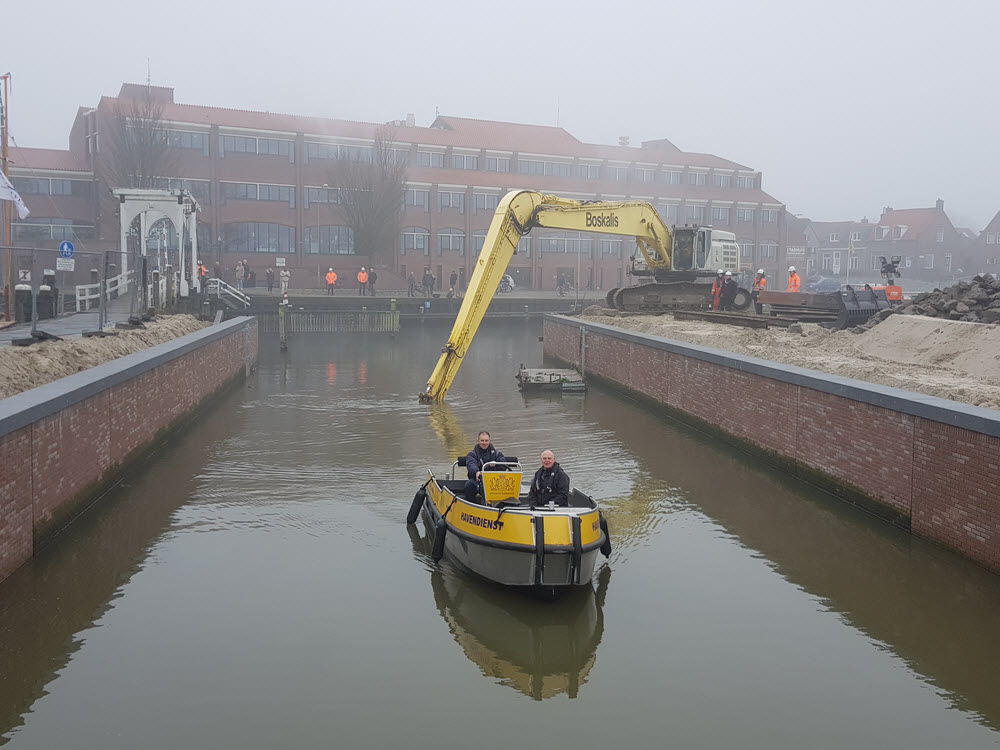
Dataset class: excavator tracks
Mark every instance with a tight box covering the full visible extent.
[606,283,752,313]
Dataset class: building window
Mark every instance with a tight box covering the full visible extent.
[222,222,294,253]
[606,166,628,181]
[438,191,464,212]
[635,167,656,183]
[875,226,889,240]
[437,228,465,255]
[164,130,207,154]
[760,243,778,259]
[577,163,600,180]
[305,225,354,254]
[712,173,732,188]
[686,204,705,222]
[711,206,730,224]
[659,204,678,221]
[404,188,429,211]
[829,232,839,242]
[662,170,682,185]
[945,254,952,272]
[303,142,371,162]
[544,161,572,177]
[13,218,95,242]
[600,239,622,257]
[452,153,478,170]
[761,209,779,223]
[473,232,488,252]
[518,159,544,175]
[221,182,258,201]
[892,225,906,240]
[485,156,510,173]
[220,135,257,154]
[737,208,755,224]
[400,227,430,256]
[851,231,862,242]
[870,254,882,271]
[474,192,500,213]
[389,148,410,165]
[738,241,754,259]
[736,175,756,189]
[538,234,592,254]
[258,184,295,207]
[164,178,210,206]
[687,172,707,186]
[517,237,531,258]
[417,151,445,168]
[258,138,293,158]
[11,177,50,194]
[306,186,341,206]
[936,228,944,243]
[849,254,860,271]
[923,254,934,269]
[822,252,833,270]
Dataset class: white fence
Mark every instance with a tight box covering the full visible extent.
[75,271,133,312]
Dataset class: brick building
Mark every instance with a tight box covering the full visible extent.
[9,83,789,290]
[962,208,1000,275]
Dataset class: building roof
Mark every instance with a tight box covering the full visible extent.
[876,207,947,235]
[8,146,90,174]
[98,85,753,172]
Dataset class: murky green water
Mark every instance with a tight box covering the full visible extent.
[2,320,999,749]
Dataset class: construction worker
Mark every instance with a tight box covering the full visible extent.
[325,268,338,295]
[721,270,739,311]
[752,268,767,314]
[711,269,724,310]
[357,266,369,296]
[787,265,801,293]
[197,260,207,292]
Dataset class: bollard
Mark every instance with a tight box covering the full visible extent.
[390,298,396,311]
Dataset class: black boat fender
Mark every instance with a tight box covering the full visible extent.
[432,518,448,562]
[406,486,428,525]
[599,512,612,557]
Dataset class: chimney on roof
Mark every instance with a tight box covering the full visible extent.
[406,113,415,127]
[618,136,630,146]
[882,206,893,216]
[935,198,944,210]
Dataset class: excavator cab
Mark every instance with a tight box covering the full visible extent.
[672,228,696,271]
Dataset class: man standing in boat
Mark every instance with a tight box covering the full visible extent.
[464,431,506,499]
[528,450,570,507]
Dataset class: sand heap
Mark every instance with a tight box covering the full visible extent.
[0,315,210,400]
[579,308,1000,410]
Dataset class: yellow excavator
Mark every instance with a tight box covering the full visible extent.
[419,190,751,402]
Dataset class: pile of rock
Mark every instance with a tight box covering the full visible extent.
[861,274,1000,330]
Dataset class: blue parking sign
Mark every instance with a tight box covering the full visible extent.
[59,241,75,259]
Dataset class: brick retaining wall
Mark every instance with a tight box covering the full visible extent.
[0,317,258,584]
[544,316,1000,575]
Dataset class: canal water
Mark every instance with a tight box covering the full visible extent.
[2,320,999,749]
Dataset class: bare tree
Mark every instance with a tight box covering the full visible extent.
[100,89,176,192]
[329,127,406,266]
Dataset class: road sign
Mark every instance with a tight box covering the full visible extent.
[58,240,75,259]
[17,269,30,282]
[56,258,75,272]
[276,257,286,267]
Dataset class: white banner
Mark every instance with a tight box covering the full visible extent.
[0,170,30,220]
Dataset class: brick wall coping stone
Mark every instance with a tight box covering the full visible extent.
[546,314,1000,439]
[0,316,256,440]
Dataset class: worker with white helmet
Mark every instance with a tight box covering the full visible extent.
[752,268,767,314]
[721,270,740,310]
[711,269,725,310]
[357,266,369,296]
[325,267,338,295]
[787,265,801,293]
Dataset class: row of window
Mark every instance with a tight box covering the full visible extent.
[221,182,295,207]
[11,177,93,198]
[12,219,95,242]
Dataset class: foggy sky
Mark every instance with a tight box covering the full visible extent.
[7,0,999,229]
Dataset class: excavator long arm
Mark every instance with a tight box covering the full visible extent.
[419,191,677,402]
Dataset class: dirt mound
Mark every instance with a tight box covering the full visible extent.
[863,274,1000,330]
[0,315,210,401]
[580,312,1000,410]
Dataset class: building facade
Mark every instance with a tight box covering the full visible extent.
[10,83,789,290]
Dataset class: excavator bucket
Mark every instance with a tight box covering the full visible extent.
[835,286,892,328]
[758,287,892,329]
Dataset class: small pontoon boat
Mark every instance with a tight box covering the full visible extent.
[407,458,611,597]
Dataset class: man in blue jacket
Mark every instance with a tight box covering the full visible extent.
[464,431,506,499]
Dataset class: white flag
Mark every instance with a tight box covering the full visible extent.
[0,170,30,220]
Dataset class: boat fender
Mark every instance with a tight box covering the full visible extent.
[406,488,428,525]
[432,518,448,562]
[599,513,612,557]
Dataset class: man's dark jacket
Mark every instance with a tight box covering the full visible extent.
[466,443,506,480]
[528,462,570,506]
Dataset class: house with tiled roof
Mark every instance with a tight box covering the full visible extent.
[868,200,966,281]
[12,83,790,291]
[961,208,1000,276]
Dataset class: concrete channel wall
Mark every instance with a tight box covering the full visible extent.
[543,315,1000,575]
[0,317,258,584]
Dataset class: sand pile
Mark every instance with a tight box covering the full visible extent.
[0,315,210,400]
[580,308,1000,410]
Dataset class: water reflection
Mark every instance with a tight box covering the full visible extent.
[407,523,608,701]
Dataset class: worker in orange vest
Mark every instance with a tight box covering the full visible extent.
[325,268,338,295]
[710,269,724,310]
[357,266,369,296]
[197,260,207,292]
[787,265,801,293]
[752,268,767,313]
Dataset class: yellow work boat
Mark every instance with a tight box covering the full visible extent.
[406,459,612,598]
